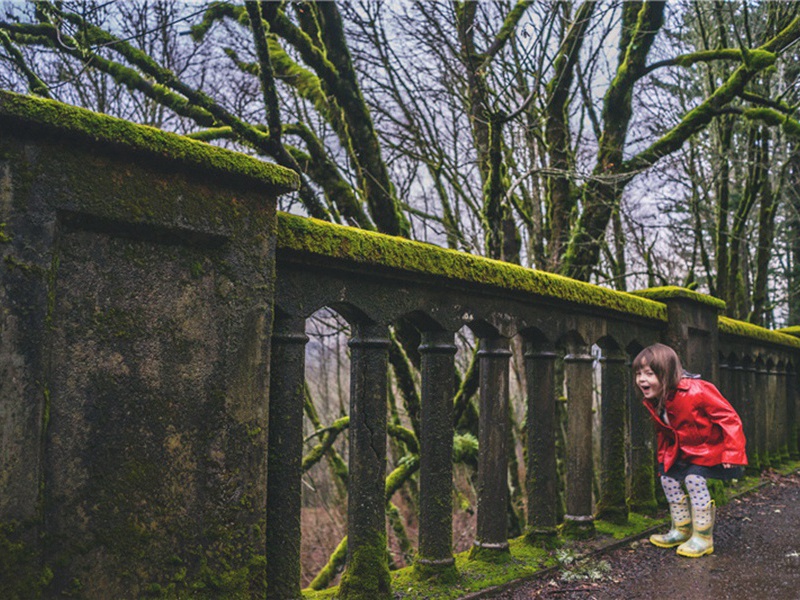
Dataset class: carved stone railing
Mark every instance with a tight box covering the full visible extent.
[272,216,800,599]
[2,91,798,600]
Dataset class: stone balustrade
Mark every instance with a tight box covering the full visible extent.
[1,90,798,600]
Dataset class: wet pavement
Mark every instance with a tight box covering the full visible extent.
[483,471,800,600]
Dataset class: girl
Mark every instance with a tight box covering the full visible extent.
[633,343,747,558]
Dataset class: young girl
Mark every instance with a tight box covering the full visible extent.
[633,343,747,558]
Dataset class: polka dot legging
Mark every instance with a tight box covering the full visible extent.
[660,474,712,523]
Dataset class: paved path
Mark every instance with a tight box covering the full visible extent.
[483,471,800,600]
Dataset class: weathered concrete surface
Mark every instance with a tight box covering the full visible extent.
[0,91,298,598]
[483,470,800,600]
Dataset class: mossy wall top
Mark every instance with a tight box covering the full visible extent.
[720,316,800,350]
[277,214,800,353]
[277,213,667,321]
[0,90,299,194]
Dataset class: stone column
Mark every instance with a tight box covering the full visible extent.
[416,330,457,574]
[595,350,628,524]
[563,349,595,538]
[471,336,511,557]
[743,361,761,475]
[777,364,790,463]
[629,288,723,380]
[755,362,770,469]
[627,353,657,515]
[788,366,800,460]
[524,343,558,545]
[339,323,391,600]
[266,317,308,600]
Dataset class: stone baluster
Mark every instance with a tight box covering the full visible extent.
[416,330,457,574]
[743,360,760,475]
[267,316,309,600]
[755,361,770,469]
[472,336,512,557]
[562,347,595,538]
[777,363,790,463]
[788,366,800,460]
[627,352,657,514]
[524,342,558,544]
[596,349,628,524]
[338,323,391,600]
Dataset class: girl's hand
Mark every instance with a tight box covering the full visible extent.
[723,463,732,468]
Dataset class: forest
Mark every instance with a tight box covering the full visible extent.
[3,0,800,589]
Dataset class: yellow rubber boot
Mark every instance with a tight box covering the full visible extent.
[676,499,715,557]
[649,494,692,548]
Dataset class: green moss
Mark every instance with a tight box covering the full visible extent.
[593,504,628,525]
[411,561,458,583]
[0,222,11,243]
[627,462,658,515]
[3,254,45,275]
[277,213,668,322]
[707,479,728,506]
[629,286,726,310]
[337,532,391,600]
[0,522,52,599]
[595,512,663,540]
[468,544,511,563]
[558,519,596,540]
[523,527,559,548]
[777,325,800,338]
[719,316,800,349]
[0,90,298,193]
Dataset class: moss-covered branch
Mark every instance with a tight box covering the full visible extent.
[0,29,49,97]
[481,0,534,68]
[245,1,330,220]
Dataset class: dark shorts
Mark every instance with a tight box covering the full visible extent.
[659,460,744,481]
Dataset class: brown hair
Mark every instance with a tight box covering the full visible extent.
[632,343,684,411]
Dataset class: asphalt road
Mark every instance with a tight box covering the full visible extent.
[483,470,800,600]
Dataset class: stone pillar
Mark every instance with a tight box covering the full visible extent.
[788,366,800,460]
[777,364,790,462]
[339,323,391,600]
[755,362,770,469]
[471,336,511,557]
[627,353,657,515]
[416,330,457,574]
[524,343,559,545]
[0,91,297,598]
[630,288,723,380]
[266,317,308,600]
[595,350,628,524]
[743,361,761,474]
[719,356,732,402]
[562,349,595,538]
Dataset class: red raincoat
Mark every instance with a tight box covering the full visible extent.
[642,378,748,473]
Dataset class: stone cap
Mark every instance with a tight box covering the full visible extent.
[629,286,727,311]
[0,90,299,194]
[721,316,800,349]
[276,212,668,322]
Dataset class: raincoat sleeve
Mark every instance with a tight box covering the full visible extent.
[697,381,748,465]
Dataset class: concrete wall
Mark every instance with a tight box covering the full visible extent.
[0,91,297,598]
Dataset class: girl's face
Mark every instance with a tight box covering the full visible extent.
[636,364,663,400]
